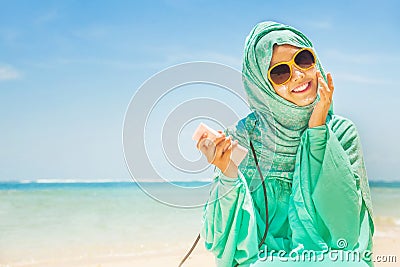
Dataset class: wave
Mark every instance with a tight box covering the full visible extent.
[0,178,211,184]
[1,179,399,187]
[3,178,131,184]
[369,180,400,188]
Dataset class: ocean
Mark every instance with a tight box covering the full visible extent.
[1,181,399,266]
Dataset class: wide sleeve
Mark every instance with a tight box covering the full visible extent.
[331,117,374,232]
[201,170,259,266]
[311,123,362,248]
[289,119,373,253]
[201,115,260,267]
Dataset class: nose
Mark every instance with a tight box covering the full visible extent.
[292,67,305,82]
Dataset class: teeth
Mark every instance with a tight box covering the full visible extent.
[292,82,308,92]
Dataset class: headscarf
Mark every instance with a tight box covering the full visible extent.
[232,21,333,183]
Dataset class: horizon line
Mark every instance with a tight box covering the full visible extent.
[0,179,400,187]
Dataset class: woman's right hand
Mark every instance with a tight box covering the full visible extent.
[196,131,239,178]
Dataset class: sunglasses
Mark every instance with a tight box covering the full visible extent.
[267,48,316,86]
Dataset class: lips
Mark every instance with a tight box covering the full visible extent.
[292,81,310,93]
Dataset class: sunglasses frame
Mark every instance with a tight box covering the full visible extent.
[267,47,316,86]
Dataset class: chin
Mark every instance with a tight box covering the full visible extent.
[294,94,317,107]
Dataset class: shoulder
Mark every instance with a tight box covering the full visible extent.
[226,112,258,136]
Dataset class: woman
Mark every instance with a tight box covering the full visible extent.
[197,21,374,266]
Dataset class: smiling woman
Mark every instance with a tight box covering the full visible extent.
[195,21,374,267]
[268,45,319,106]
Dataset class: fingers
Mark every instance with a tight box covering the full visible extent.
[214,137,231,156]
[317,71,334,100]
[212,137,237,164]
[223,140,238,161]
[214,133,227,147]
[196,131,225,149]
[218,137,234,162]
[318,85,327,101]
[221,136,231,153]
[310,71,334,128]
[327,72,334,92]
[317,71,328,91]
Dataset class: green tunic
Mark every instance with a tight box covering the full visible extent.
[200,21,374,267]
[201,113,374,267]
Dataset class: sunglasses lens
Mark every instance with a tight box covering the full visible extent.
[270,64,291,85]
[294,49,315,68]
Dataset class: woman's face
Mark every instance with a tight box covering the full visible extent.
[269,44,318,106]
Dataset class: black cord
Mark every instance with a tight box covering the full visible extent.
[250,140,269,249]
[234,140,268,267]
[178,234,201,267]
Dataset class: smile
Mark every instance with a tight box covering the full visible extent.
[291,82,311,93]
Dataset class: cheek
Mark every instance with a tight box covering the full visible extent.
[274,84,289,96]
[305,69,318,92]
[308,69,317,84]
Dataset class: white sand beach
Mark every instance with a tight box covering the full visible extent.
[7,218,396,267]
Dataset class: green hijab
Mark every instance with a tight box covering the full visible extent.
[237,21,333,182]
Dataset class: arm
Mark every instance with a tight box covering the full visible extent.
[200,117,261,266]
[290,117,373,252]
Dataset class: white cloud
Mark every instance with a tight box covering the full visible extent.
[0,65,21,81]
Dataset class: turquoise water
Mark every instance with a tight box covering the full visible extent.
[0,181,399,265]
[0,182,209,264]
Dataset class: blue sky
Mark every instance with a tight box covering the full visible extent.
[1,0,399,182]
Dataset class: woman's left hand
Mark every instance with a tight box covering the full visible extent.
[308,71,334,128]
